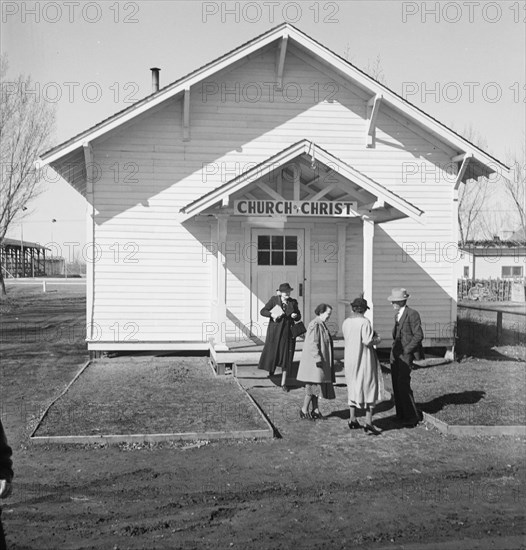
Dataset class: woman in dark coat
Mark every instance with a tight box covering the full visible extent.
[258,282,301,391]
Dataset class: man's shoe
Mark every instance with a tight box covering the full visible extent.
[348,420,361,430]
[399,417,419,427]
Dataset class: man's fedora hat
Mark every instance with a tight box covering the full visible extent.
[350,297,369,310]
[388,288,411,302]
[278,283,293,293]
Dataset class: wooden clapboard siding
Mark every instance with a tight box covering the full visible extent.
[345,219,364,302]
[224,220,251,335]
[89,44,457,346]
[308,222,338,322]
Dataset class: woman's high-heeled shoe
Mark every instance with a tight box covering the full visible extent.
[312,410,327,420]
[348,420,361,430]
[363,423,382,436]
[300,410,313,421]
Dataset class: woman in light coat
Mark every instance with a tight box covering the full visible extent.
[342,297,382,435]
[296,304,336,420]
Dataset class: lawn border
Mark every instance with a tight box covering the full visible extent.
[29,359,92,439]
[29,359,273,445]
[422,412,526,437]
[233,372,277,437]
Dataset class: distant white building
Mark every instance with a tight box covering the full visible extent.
[460,241,526,280]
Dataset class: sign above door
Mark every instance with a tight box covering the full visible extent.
[234,200,358,217]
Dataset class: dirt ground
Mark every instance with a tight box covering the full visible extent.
[1,284,525,549]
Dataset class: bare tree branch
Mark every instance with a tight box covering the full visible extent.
[0,54,56,295]
[504,140,526,239]
[457,125,490,244]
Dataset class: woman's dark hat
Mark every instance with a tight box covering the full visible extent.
[278,283,293,292]
[351,297,369,310]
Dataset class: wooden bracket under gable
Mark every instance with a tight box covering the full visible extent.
[82,142,94,196]
[366,94,382,148]
[183,87,190,142]
[454,153,473,190]
[275,35,288,90]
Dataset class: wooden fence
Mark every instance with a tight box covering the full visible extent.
[457,279,520,302]
[457,303,526,345]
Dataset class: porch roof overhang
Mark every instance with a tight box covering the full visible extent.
[179,140,424,224]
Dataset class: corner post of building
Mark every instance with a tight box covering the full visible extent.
[214,214,228,350]
[83,141,95,344]
[337,223,347,334]
[362,215,374,322]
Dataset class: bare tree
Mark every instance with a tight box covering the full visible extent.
[504,141,526,240]
[343,44,388,85]
[478,207,507,241]
[457,124,490,245]
[363,54,387,85]
[0,54,55,296]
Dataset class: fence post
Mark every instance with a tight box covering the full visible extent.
[496,311,503,344]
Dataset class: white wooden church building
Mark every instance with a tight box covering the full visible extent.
[39,24,511,355]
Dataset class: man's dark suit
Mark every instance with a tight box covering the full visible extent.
[390,306,424,423]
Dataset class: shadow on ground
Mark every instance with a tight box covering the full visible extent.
[418,390,486,416]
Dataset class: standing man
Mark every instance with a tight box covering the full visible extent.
[0,420,13,550]
[388,288,424,427]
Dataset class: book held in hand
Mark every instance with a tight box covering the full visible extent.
[270,304,284,320]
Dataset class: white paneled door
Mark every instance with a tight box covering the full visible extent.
[250,228,305,340]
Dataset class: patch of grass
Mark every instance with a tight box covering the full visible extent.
[457,305,526,360]
[411,359,525,426]
[35,357,269,436]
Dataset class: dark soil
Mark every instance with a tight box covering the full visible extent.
[0,286,525,550]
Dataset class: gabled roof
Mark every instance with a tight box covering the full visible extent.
[179,140,423,223]
[38,23,510,181]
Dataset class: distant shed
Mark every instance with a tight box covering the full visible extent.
[1,237,50,278]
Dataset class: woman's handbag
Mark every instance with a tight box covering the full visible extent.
[290,321,307,338]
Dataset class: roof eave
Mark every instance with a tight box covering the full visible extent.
[39,22,509,180]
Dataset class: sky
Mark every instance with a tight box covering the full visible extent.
[2,0,525,255]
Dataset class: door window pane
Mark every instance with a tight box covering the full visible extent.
[285,236,297,250]
[271,251,284,265]
[258,251,270,265]
[271,236,284,250]
[285,251,297,265]
[258,235,270,250]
